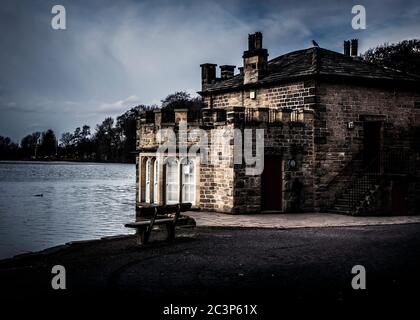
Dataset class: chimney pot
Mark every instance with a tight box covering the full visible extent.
[220,65,236,80]
[248,33,256,51]
[254,32,263,49]
[200,63,217,90]
[248,32,263,51]
[350,39,358,57]
[343,40,350,56]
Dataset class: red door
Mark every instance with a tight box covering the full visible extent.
[261,156,283,211]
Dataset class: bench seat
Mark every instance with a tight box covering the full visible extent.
[125,203,192,245]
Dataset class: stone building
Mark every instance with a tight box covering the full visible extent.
[136,32,420,215]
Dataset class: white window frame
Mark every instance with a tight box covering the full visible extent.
[145,158,151,203]
[165,157,179,204]
[153,159,158,203]
[181,158,195,205]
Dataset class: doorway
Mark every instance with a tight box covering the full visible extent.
[363,121,382,172]
[261,156,283,211]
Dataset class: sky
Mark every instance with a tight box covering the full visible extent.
[1,0,419,142]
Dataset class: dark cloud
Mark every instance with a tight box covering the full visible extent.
[0,0,419,141]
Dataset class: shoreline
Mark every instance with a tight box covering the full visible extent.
[0,234,135,265]
[0,159,135,165]
[1,223,420,310]
[2,213,420,263]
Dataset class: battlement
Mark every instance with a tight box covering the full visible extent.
[138,107,314,127]
[136,107,314,151]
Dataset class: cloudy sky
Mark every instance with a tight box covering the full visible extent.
[1,0,419,142]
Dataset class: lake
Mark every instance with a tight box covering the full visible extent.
[0,161,136,259]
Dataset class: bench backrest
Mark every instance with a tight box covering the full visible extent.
[136,203,192,217]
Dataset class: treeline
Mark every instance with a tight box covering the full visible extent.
[0,91,202,163]
[361,39,420,75]
[0,129,58,161]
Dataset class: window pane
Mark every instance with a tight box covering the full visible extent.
[182,160,195,205]
[145,159,151,203]
[166,158,179,204]
[153,160,158,203]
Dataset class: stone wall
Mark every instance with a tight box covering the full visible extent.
[199,123,235,212]
[200,80,317,213]
[232,116,315,213]
[203,80,316,110]
[314,81,420,210]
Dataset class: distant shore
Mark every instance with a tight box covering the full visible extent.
[0,159,135,164]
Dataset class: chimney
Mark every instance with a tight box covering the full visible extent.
[220,65,235,80]
[200,63,217,90]
[248,33,256,51]
[343,40,350,56]
[243,32,268,84]
[350,39,358,57]
[254,32,263,49]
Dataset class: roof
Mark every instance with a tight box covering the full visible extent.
[201,47,420,93]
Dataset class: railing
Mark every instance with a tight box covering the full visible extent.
[324,150,364,191]
[153,107,308,125]
[347,173,380,212]
[245,108,257,123]
[244,108,303,124]
[383,147,411,174]
[268,109,282,122]
[327,146,413,212]
[290,109,299,122]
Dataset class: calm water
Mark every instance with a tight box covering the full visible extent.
[0,161,136,259]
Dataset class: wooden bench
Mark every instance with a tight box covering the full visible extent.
[125,203,192,245]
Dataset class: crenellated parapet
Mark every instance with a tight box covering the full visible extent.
[136,106,314,151]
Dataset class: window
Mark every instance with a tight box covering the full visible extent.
[182,159,195,205]
[145,158,151,203]
[153,159,158,203]
[165,158,179,204]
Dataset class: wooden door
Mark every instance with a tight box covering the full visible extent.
[261,156,283,211]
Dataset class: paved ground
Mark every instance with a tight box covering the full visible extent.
[185,211,420,228]
[1,223,420,316]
